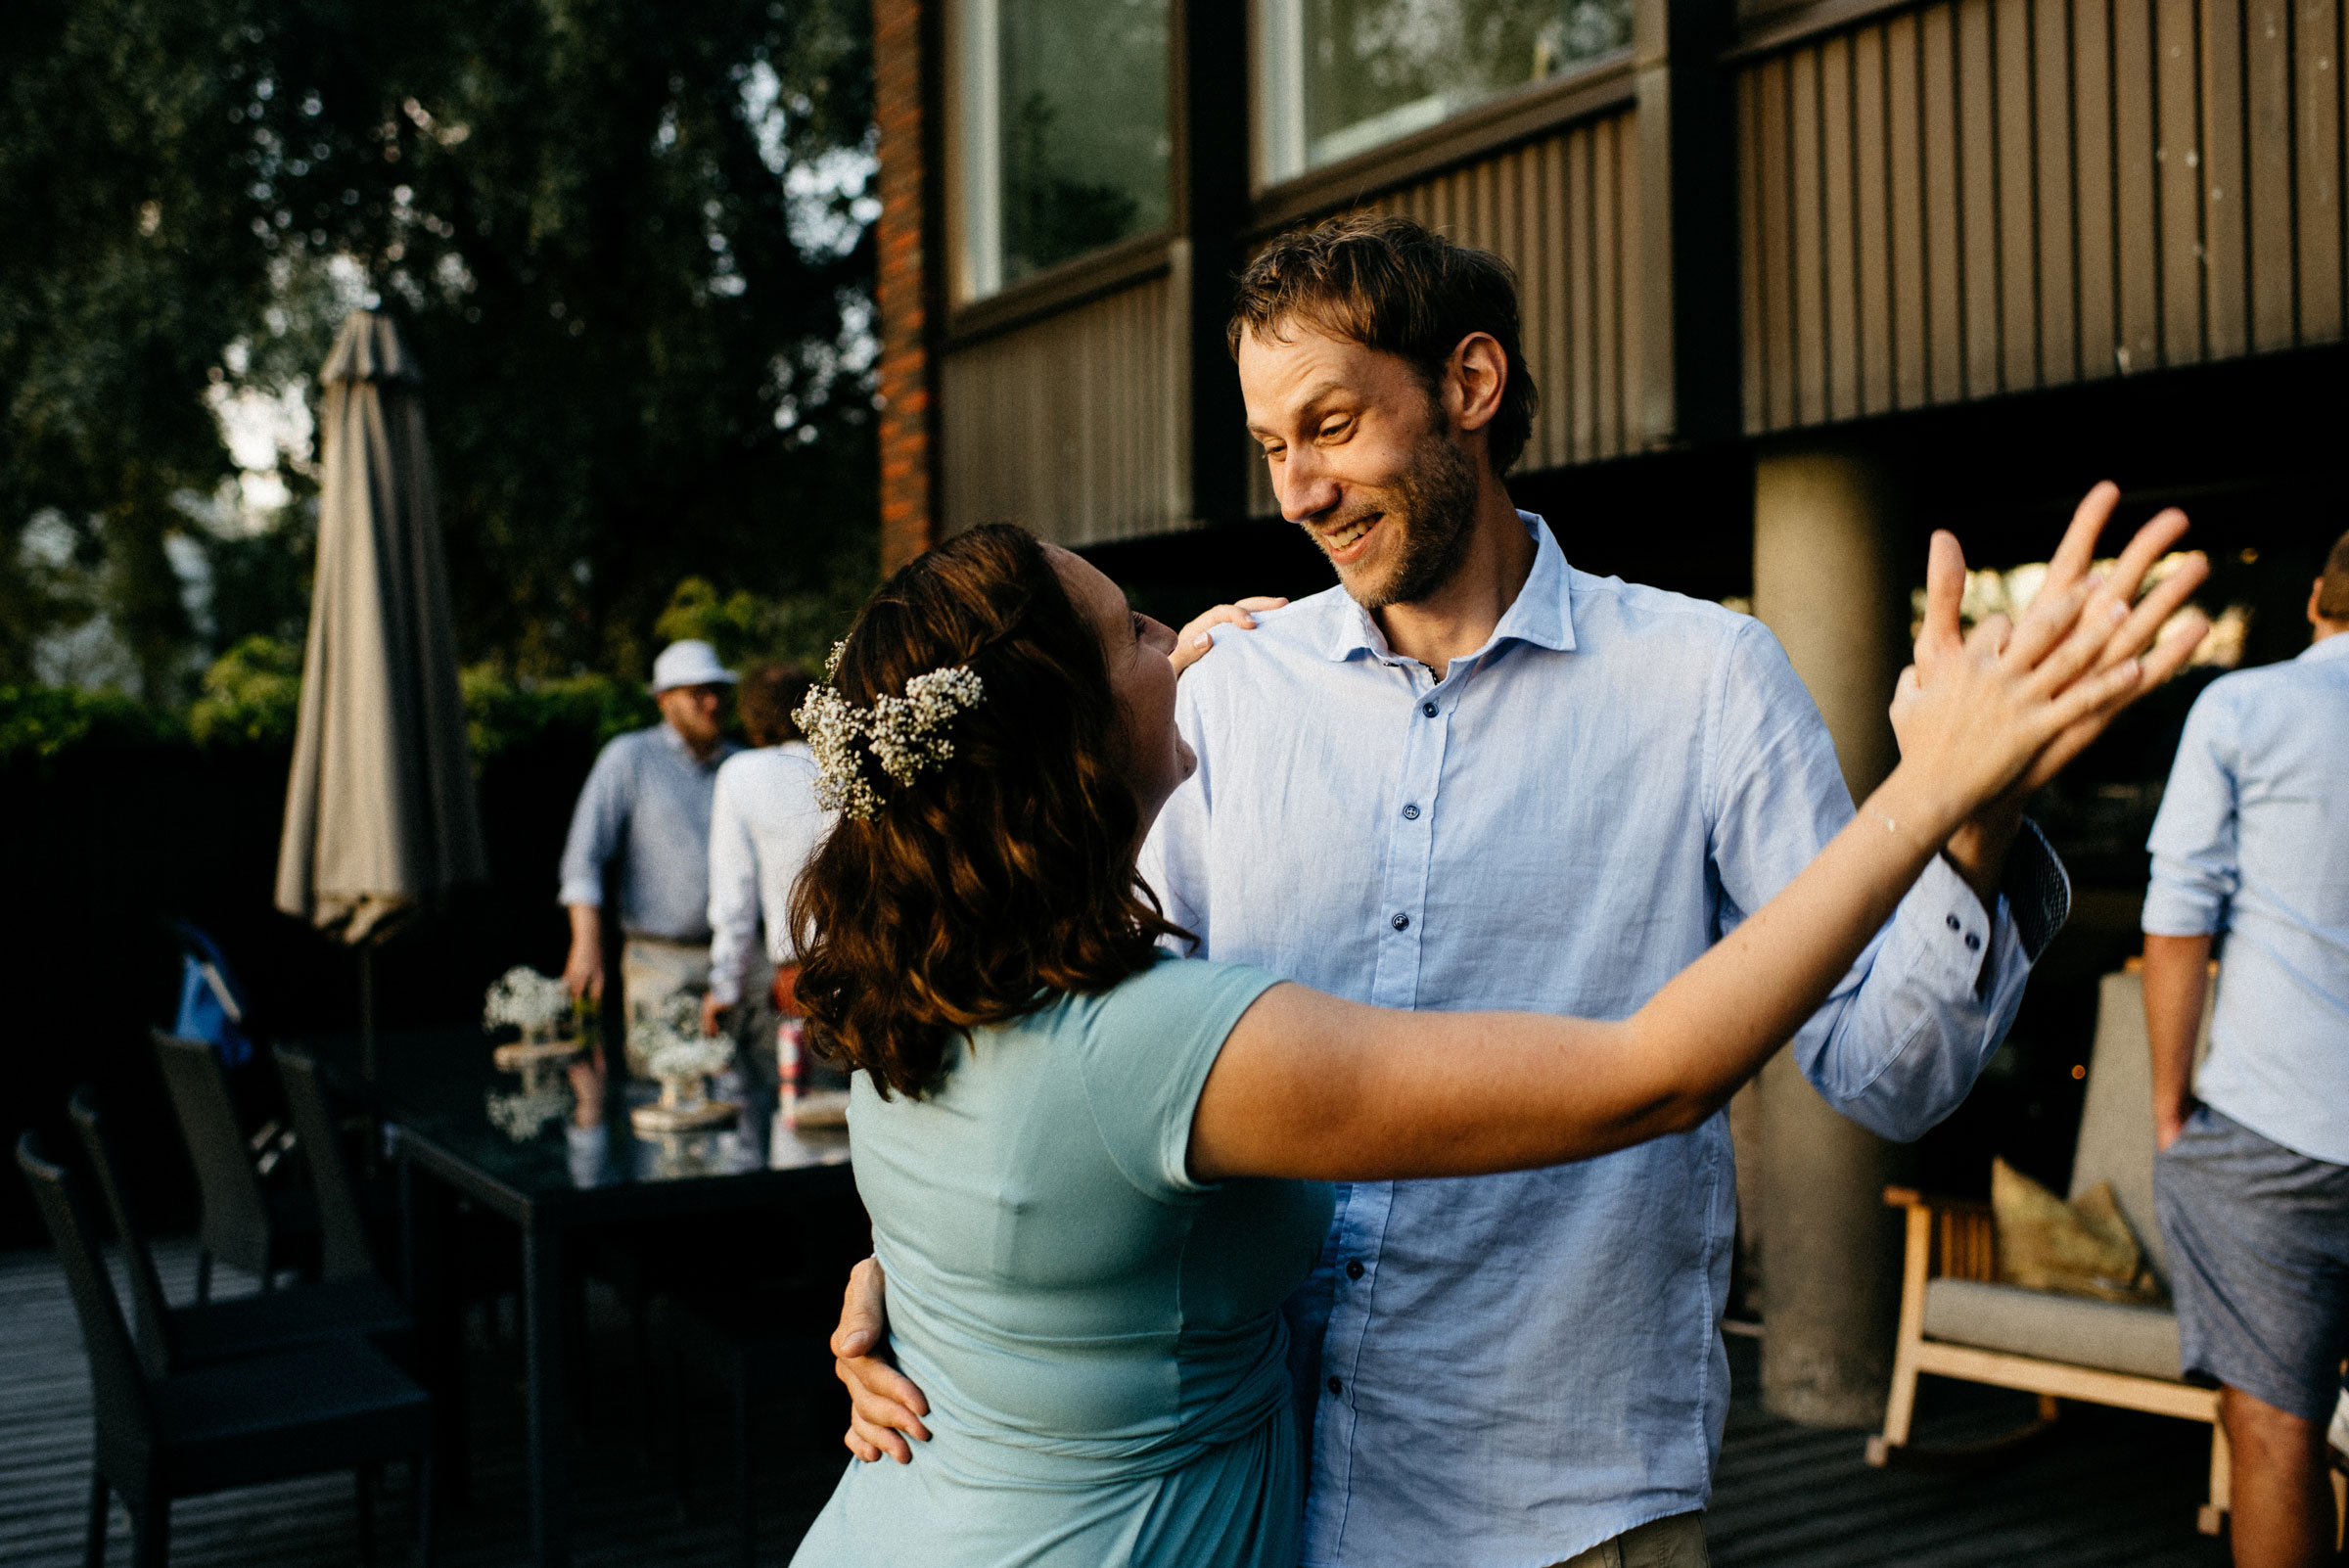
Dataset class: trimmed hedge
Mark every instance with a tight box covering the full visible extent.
[2,636,661,768]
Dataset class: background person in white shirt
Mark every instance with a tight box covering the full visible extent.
[702,663,826,1043]
[832,215,2211,1568]
[2145,529,2349,1568]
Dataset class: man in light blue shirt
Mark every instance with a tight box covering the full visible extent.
[2145,530,2349,1568]
[833,216,2198,1567]
[558,639,742,1032]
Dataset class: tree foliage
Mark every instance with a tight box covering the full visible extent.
[1,0,879,701]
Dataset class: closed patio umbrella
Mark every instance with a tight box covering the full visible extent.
[275,310,485,1072]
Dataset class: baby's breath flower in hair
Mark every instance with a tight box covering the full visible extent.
[795,684,882,819]
[793,658,987,820]
[867,667,985,786]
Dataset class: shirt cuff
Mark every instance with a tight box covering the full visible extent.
[1906,851,2003,988]
[1999,817,2071,963]
[558,878,604,909]
[2142,877,2224,937]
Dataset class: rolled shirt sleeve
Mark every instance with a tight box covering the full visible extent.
[706,761,761,1007]
[1707,619,2063,1143]
[2142,689,2239,938]
[557,739,631,909]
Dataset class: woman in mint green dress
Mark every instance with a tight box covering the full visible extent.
[782,524,2183,1568]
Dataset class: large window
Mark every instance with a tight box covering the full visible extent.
[955,0,1171,300]
[1257,0,1635,183]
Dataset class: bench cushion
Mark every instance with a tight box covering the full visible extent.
[1922,1277,2183,1381]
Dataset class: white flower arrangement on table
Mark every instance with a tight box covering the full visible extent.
[486,1081,572,1142]
[628,993,734,1087]
[484,966,573,1039]
[795,641,986,821]
[625,991,741,1131]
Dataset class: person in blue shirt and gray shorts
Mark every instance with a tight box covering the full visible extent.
[2146,528,2349,1568]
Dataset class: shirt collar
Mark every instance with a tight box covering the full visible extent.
[659,718,730,769]
[2301,630,2349,666]
[1319,510,1577,665]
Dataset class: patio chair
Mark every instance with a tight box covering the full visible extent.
[273,1045,386,1281]
[152,1030,318,1301]
[19,1132,435,1568]
[69,1087,409,1376]
[1868,965,2230,1532]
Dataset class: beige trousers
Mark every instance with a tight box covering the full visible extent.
[620,937,711,1063]
[1547,1512,1710,1568]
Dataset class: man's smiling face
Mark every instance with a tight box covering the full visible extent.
[1238,321,1481,612]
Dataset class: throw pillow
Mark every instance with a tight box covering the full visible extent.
[1991,1157,2166,1305]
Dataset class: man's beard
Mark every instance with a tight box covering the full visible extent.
[1313,426,1483,612]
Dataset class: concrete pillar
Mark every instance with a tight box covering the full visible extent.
[1748,448,1911,1428]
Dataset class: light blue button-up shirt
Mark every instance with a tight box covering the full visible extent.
[2143,631,2349,1165]
[558,721,741,942]
[1140,514,2064,1568]
[706,741,829,1005]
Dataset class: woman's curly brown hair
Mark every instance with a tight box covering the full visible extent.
[789,524,1188,1097]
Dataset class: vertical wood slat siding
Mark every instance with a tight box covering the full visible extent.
[1888,12,1934,407]
[2037,0,2082,384]
[2300,0,2345,341]
[1738,0,2349,433]
[1241,107,1645,514]
[1958,0,2004,395]
[940,272,1184,547]
[2115,0,2162,370]
[1823,35,1865,420]
[1360,108,1645,472]
[1856,27,1898,410]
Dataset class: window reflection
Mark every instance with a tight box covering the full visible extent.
[1258,0,1634,183]
[957,0,1171,299]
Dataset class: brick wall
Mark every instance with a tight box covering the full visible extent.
[873,0,935,571]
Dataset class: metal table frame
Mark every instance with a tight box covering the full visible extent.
[394,1123,853,1568]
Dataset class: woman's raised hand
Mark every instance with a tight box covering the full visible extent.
[1888,497,2211,832]
[1907,484,2212,802]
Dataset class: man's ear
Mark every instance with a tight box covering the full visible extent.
[2311,578,2326,629]
[1445,333,1508,436]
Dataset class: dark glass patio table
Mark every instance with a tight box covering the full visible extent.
[311,1027,853,1568]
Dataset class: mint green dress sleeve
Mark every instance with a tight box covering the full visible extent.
[1076,955,1285,1201]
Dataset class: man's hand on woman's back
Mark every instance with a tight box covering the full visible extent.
[833,1257,931,1462]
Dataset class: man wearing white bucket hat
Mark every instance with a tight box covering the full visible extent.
[558,639,743,1039]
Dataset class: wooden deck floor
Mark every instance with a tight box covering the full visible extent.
[0,1244,2233,1566]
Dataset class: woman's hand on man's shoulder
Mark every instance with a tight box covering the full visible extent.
[1171,597,1288,677]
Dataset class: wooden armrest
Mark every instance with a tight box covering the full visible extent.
[1882,1186,1993,1218]
[1884,1186,1999,1282]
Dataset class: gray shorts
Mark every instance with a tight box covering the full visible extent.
[2155,1104,2349,1421]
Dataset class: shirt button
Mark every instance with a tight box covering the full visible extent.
[1421,701,1438,717]
[1945,914,1961,933]
[1392,913,1409,931]
[1346,1260,1365,1280]
[1402,804,1421,820]
[1327,1376,1344,1396]
[1964,932,1982,952]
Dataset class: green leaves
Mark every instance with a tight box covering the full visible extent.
[5,0,881,702]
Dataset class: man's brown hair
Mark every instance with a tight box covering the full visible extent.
[1227,213,1540,475]
[737,663,814,748]
[2321,529,2349,622]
